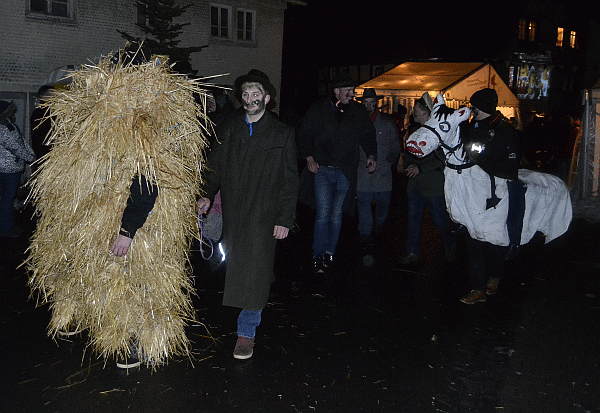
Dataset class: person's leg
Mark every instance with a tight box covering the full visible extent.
[460,236,487,304]
[484,242,506,295]
[405,188,426,256]
[0,172,20,234]
[234,309,263,360]
[426,194,455,261]
[373,191,392,230]
[237,309,262,338]
[325,169,350,256]
[356,191,375,240]
[506,179,526,260]
[313,168,333,259]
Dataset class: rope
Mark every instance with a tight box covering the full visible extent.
[197,214,214,260]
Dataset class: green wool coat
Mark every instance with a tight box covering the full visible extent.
[202,111,299,310]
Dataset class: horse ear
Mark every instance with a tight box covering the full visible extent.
[433,93,445,107]
[455,106,472,123]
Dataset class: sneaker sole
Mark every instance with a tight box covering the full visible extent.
[116,360,142,369]
[233,351,253,360]
[460,297,486,304]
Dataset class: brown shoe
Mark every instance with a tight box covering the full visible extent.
[233,336,255,359]
[460,290,486,304]
[486,278,500,295]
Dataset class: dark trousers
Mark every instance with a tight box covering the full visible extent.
[466,236,506,292]
[507,180,526,246]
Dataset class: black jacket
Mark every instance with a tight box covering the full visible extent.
[120,175,158,238]
[296,98,377,214]
[465,112,522,181]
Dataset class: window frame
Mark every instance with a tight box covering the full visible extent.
[210,4,233,40]
[28,0,75,20]
[236,8,256,42]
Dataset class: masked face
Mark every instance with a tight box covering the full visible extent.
[241,85,270,118]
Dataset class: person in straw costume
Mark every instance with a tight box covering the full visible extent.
[26,43,214,368]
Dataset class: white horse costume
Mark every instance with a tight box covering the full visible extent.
[406,94,572,246]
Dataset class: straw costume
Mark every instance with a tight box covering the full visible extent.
[26,45,213,366]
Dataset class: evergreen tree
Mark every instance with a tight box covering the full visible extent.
[119,0,207,74]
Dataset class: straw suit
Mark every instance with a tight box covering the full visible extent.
[202,110,298,310]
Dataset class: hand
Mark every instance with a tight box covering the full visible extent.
[273,225,289,240]
[110,234,133,257]
[366,156,377,173]
[405,164,420,178]
[197,197,211,214]
[307,156,319,174]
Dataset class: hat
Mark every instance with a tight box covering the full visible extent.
[331,72,356,89]
[470,88,498,114]
[234,69,276,98]
[356,88,383,101]
[0,100,17,125]
[416,92,433,112]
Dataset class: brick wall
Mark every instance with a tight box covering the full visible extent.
[1,0,290,121]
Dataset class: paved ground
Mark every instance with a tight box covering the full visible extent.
[1,185,599,413]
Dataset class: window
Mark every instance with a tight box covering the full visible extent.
[518,19,527,40]
[557,27,564,47]
[528,21,536,42]
[237,9,255,41]
[211,5,231,39]
[137,2,147,27]
[570,31,578,48]
[29,0,71,18]
[518,18,536,42]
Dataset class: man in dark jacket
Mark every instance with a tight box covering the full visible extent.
[297,72,377,274]
[356,88,400,244]
[460,88,525,304]
[197,69,299,359]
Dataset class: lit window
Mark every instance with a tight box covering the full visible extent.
[237,9,255,41]
[528,21,536,42]
[556,27,564,47]
[29,0,71,18]
[570,31,578,48]
[211,4,231,39]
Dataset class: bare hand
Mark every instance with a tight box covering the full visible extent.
[405,164,420,178]
[307,156,319,174]
[273,225,289,240]
[367,156,377,173]
[197,197,211,214]
[110,234,133,257]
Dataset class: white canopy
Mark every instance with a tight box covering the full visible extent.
[357,62,519,114]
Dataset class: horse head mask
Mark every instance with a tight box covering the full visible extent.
[406,94,471,158]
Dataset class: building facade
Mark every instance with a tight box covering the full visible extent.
[0,0,301,142]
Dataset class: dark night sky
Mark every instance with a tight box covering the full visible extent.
[283,1,514,66]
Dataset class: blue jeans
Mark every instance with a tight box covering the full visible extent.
[406,189,453,255]
[0,172,21,233]
[356,191,391,237]
[313,167,350,257]
[237,309,262,338]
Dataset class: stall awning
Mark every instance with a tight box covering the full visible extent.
[358,62,519,108]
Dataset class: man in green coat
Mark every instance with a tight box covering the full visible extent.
[197,70,298,359]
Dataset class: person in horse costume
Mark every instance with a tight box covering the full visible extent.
[406,92,572,304]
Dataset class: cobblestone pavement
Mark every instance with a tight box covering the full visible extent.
[1,195,598,413]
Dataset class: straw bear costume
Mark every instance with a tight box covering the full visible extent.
[27,49,212,365]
